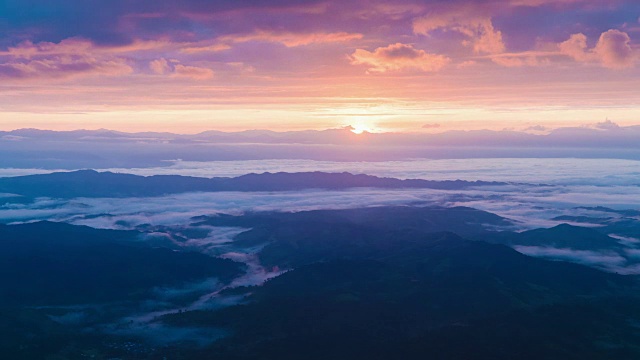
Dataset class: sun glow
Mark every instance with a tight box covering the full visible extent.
[349,124,373,134]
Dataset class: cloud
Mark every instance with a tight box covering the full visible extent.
[180,44,232,54]
[0,57,132,80]
[353,2,425,20]
[490,53,548,67]
[507,0,591,6]
[559,30,636,69]
[180,31,362,54]
[148,58,213,79]
[349,43,450,73]
[413,8,505,54]
[422,123,441,129]
[594,119,620,130]
[219,31,363,48]
[524,125,550,132]
[513,245,628,269]
[150,58,171,74]
[558,33,591,62]
[1,38,94,59]
[173,64,214,80]
[0,38,133,80]
[594,29,636,69]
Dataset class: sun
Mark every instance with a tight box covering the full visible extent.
[349,124,373,134]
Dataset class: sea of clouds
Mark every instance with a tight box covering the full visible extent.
[4,157,639,343]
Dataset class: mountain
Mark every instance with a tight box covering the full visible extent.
[553,207,640,239]
[4,125,640,148]
[0,170,507,199]
[160,215,639,359]
[0,221,245,306]
[3,127,640,168]
[1,205,640,358]
[195,206,514,267]
[485,223,624,251]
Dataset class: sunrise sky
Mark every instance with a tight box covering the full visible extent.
[1,0,639,133]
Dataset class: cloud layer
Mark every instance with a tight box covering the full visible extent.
[1,0,640,131]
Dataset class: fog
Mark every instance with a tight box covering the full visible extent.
[3,157,639,346]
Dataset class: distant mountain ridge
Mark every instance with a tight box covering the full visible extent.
[0,170,507,199]
[3,126,640,168]
[3,125,640,147]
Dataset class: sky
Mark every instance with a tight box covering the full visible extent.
[1,0,639,133]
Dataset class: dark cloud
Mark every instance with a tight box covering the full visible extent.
[0,0,326,45]
[3,0,638,47]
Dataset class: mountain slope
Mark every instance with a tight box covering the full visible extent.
[0,221,245,306]
[0,170,506,199]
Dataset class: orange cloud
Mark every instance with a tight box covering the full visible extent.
[349,43,450,73]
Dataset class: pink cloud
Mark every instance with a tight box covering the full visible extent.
[172,64,214,80]
[490,51,550,67]
[354,3,425,20]
[150,58,171,74]
[594,29,635,69]
[349,43,450,73]
[0,39,133,80]
[413,9,505,54]
[422,123,441,129]
[179,31,362,54]
[149,58,214,80]
[181,43,232,54]
[1,38,172,58]
[490,30,636,69]
[0,58,132,80]
[2,38,94,59]
[559,29,636,69]
[220,31,363,48]
[0,38,160,80]
[182,31,363,53]
[508,0,591,6]
[558,33,591,62]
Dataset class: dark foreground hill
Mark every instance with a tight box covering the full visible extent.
[0,170,507,199]
[0,221,244,306]
[156,207,640,360]
[2,206,640,359]
[161,220,639,359]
